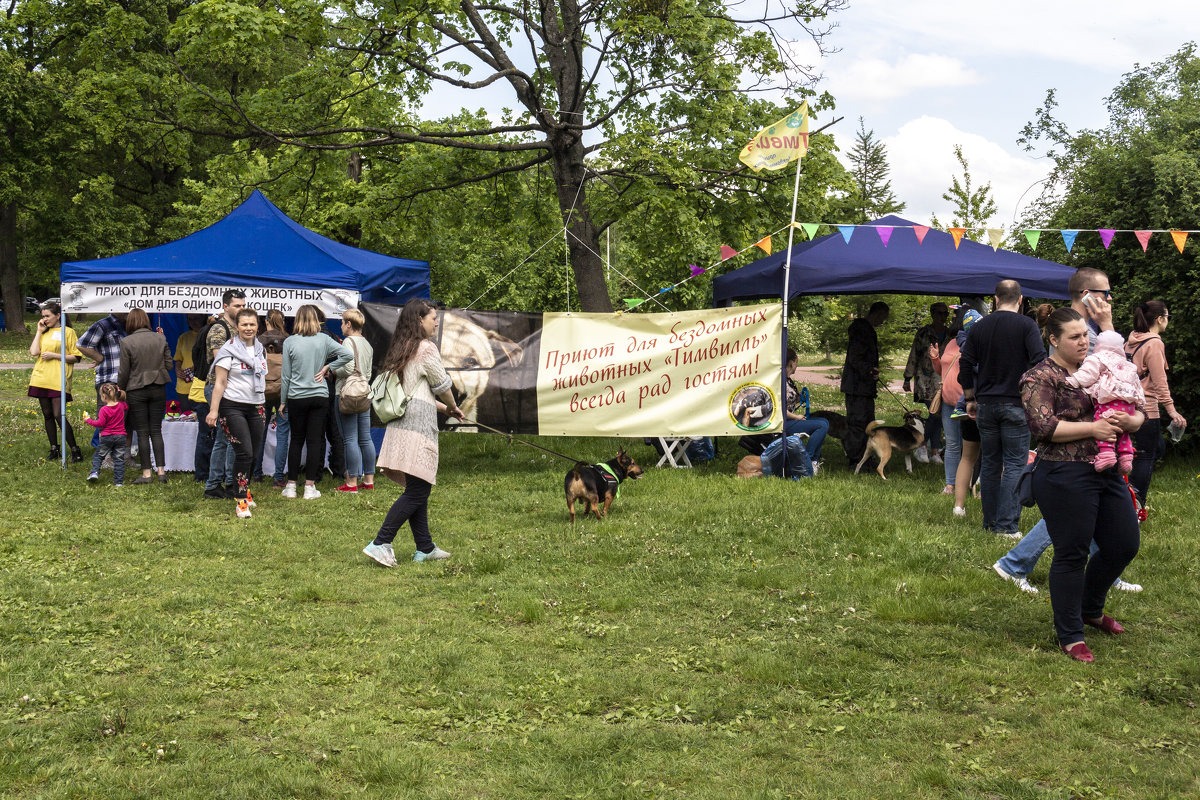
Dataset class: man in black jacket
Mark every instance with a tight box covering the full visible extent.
[840,301,889,466]
[960,280,1046,537]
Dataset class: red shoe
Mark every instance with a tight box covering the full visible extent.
[336,484,358,493]
[1061,641,1094,663]
[360,483,375,490]
[1084,615,1125,635]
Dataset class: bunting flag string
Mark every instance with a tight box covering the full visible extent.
[619,220,1198,313]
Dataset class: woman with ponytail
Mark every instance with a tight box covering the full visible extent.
[1125,300,1186,507]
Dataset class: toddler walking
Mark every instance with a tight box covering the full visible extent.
[84,383,128,486]
[1065,330,1146,473]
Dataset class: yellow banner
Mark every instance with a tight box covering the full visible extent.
[738,103,809,172]
[536,304,784,437]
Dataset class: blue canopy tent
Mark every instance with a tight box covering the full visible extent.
[61,190,430,306]
[713,214,1075,305]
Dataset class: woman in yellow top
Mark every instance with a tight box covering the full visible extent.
[28,301,84,462]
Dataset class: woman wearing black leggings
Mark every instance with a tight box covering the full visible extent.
[1021,308,1143,663]
[27,302,83,462]
[207,308,268,518]
[117,308,173,484]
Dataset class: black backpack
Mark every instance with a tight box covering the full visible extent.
[190,318,231,382]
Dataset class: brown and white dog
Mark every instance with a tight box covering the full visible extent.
[854,411,926,480]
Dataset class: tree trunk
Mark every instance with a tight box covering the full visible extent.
[550,135,612,313]
[0,201,26,333]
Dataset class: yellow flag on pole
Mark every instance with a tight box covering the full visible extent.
[738,103,810,172]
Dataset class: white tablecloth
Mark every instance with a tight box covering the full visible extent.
[132,417,286,473]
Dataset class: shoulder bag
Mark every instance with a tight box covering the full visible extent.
[370,368,410,424]
[338,338,373,414]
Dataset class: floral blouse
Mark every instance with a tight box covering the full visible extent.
[1020,358,1100,463]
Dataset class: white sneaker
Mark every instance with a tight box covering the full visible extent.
[303,484,321,500]
[953,506,966,517]
[1114,579,1143,592]
[931,453,943,465]
[810,460,820,476]
[363,542,397,568]
[914,445,930,463]
[997,531,1023,541]
[281,483,297,498]
[413,546,451,562]
[993,561,1039,594]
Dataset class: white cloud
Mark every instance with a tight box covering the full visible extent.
[842,116,1050,228]
[829,53,980,103]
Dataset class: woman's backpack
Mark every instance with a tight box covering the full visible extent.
[370,370,410,424]
[338,338,372,414]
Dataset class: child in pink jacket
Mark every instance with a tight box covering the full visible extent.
[1066,330,1146,473]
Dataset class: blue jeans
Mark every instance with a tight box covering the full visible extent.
[92,434,127,485]
[941,402,962,486]
[337,408,376,479]
[784,416,829,460]
[996,517,1129,586]
[924,405,943,454]
[273,407,290,483]
[193,399,213,481]
[204,382,234,490]
[975,402,1030,534]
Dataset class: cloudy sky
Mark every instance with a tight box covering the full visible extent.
[811,1,1197,228]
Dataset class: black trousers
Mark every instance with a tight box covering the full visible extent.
[325,378,345,479]
[218,400,265,497]
[126,384,166,471]
[286,395,328,482]
[373,474,433,552]
[843,394,876,465]
[1033,460,1140,646]
[1128,418,1164,507]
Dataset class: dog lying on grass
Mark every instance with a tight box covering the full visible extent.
[565,448,644,522]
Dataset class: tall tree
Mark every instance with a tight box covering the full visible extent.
[1018,43,1200,434]
[931,145,997,239]
[843,117,904,223]
[159,0,849,312]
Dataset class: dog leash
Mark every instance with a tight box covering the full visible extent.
[444,418,586,464]
[877,378,915,415]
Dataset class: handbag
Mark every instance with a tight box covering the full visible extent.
[1017,450,1040,508]
[338,338,373,414]
[370,369,411,424]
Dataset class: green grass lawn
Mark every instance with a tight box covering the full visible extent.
[1,357,1198,799]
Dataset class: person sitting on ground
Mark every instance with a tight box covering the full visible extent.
[784,348,829,470]
[1064,330,1145,474]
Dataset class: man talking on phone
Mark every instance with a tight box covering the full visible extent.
[991,267,1146,594]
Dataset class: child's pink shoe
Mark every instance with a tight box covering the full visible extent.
[1094,450,1117,471]
[1117,453,1134,474]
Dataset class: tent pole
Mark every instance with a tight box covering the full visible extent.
[60,308,68,469]
[779,150,804,472]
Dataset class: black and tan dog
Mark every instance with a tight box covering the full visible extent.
[854,410,926,480]
[565,448,644,522]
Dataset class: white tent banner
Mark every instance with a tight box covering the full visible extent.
[59,282,361,318]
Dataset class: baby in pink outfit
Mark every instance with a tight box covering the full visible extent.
[1066,330,1146,473]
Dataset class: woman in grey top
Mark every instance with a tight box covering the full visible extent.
[279,305,352,499]
[117,307,173,485]
[333,309,375,492]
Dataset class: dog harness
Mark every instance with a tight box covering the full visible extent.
[595,463,622,498]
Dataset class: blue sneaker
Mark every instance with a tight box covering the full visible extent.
[363,542,396,567]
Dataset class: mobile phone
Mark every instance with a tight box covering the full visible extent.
[1082,293,1096,308]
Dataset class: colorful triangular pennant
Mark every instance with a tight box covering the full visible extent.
[949,228,966,249]
[1061,230,1079,253]
[689,264,705,277]
[801,223,820,240]
[719,245,738,261]
[1098,229,1116,249]
[1171,230,1188,253]
[837,225,854,244]
[755,235,772,254]
[1135,230,1153,252]
[876,226,893,247]
[987,228,1005,251]
[912,225,929,245]
[623,298,644,309]
[1023,230,1041,251]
